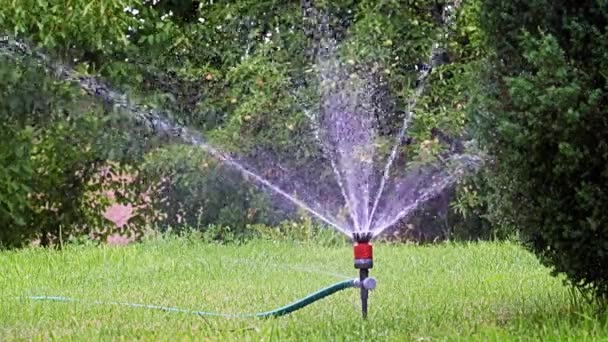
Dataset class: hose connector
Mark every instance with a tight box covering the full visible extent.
[353,277,376,290]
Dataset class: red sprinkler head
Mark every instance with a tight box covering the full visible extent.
[353,241,373,269]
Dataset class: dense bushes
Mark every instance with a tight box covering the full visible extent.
[0,57,120,247]
[0,124,34,246]
[474,0,608,299]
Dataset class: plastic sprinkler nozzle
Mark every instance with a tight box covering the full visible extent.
[353,233,374,319]
[353,241,373,269]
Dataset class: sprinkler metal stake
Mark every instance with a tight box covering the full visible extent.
[353,233,374,318]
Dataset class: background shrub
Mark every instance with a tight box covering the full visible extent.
[0,56,137,247]
[473,0,608,300]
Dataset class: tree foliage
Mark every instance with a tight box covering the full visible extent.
[0,56,130,247]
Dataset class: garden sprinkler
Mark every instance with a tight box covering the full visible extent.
[23,235,378,319]
[352,232,375,319]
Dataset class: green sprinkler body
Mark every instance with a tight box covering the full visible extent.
[353,232,374,318]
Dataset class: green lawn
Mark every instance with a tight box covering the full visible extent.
[1,238,606,341]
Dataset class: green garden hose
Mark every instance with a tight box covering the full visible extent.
[255,278,356,318]
[24,279,357,318]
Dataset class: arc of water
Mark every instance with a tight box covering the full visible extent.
[315,73,375,233]
[371,154,482,237]
[367,2,459,231]
[0,37,349,236]
[372,173,457,237]
[304,109,360,231]
[198,141,350,235]
[366,61,431,231]
[302,7,363,232]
